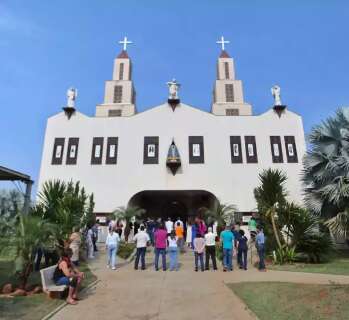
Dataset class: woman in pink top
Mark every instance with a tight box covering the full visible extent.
[154,223,168,271]
[193,233,205,272]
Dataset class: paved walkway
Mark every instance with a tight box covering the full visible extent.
[51,247,349,320]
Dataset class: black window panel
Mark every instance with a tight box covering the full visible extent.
[224,62,230,79]
[106,137,118,165]
[91,137,104,165]
[284,136,298,163]
[230,136,242,163]
[244,136,258,163]
[113,85,123,103]
[51,138,65,165]
[119,63,124,80]
[226,109,239,116]
[66,137,79,165]
[270,136,283,163]
[225,84,234,102]
[108,109,122,117]
[189,136,204,164]
[143,136,159,164]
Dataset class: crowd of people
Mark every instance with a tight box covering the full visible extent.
[105,215,266,273]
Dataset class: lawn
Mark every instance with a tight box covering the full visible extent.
[269,249,349,275]
[229,282,349,320]
[0,258,97,320]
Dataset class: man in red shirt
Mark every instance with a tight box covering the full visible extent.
[154,223,167,271]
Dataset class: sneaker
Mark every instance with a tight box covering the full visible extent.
[195,268,198,272]
[112,267,116,270]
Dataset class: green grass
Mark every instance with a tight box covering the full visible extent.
[229,282,349,320]
[0,259,97,320]
[269,249,349,275]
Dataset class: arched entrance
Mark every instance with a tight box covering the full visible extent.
[128,190,218,222]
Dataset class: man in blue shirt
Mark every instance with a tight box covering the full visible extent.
[220,225,235,271]
[256,227,266,271]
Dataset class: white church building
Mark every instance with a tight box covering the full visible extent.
[38,37,306,222]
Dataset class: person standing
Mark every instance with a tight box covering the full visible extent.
[69,227,81,266]
[105,228,120,270]
[175,222,184,252]
[124,221,132,243]
[220,225,235,271]
[248,215,257,240]
[175,217,183,228]
[256,227,266,271]
[168,230,179,271]
[237,229,248,270]
[193,233,205,272]
[154,223,167,271]
[92,223,99,252]
[186,221,192,248]
[204,227,217,270]
[133,225,150,270]
[86,225,95,259]
[165,217,174,235]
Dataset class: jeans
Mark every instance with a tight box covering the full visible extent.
[168,247,179,271]
[205,246,217,270]
[155,248,166,271]
[135,247,146,269]
[107,244,117,268]
[87,241,94,259]
[223,248,233,270]
[238,248,248,269]
[257,244,265,270]
[195,252,204,271]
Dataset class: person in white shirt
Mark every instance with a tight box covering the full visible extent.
[204,227,217,270]
[133,226,150,270]
[175,217,183,228]
[86,225,95,259]
[105,228,120,270]
[165,218,174,235]
[167,230,179,271]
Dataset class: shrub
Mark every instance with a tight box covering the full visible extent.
[117,242,136,259]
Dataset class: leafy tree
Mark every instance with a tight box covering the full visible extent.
[254,169,288,250]
[0,189,23,218]
[113,206,145,224]
[303,108,349,238]
[205,202,236,229]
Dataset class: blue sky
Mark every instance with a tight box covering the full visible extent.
[1,0,349,193]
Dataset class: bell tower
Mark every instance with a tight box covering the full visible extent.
[211,36,252,116]
[95,37,137,117]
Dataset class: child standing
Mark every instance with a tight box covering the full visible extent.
[193,233,205,272]
[168,230,179,271]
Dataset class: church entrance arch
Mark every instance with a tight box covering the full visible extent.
[127,190,218,222]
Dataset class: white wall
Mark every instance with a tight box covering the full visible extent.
[38,103,306,213]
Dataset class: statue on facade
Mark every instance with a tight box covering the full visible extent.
[167,79,180,100]
[67,87,78,108]
[271,85,282,106]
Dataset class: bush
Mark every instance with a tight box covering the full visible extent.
[117,242,136,259]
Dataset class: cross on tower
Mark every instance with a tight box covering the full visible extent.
[216,36,230,51]
[118,36,133,51]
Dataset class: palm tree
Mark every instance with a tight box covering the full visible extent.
[113,206,145,224]
[325,209,349,239]
[205,202,236,229]
[303,108,349,238]
[254,168,288,250]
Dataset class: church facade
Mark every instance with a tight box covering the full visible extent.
[38,39,306,221]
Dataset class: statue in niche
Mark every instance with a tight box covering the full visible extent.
[67,87,78,108]
[271,85,282,106]
[167,79,180,100]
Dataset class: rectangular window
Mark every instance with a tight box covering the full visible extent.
[144,137,159,164]
[270,136,283,163]
[284,136,298,163]
[108,109,122,117]
[230,136,242,163]
[119,63,124,80]
[113,85,123,103]
[52,138,65,165]
[226,109,239,116]
[66,138,79,165]
[224,62,230,79]
[189,136,204,164]
[106,137,118,164]
[91,137,103,165]
[244,136,258,163]
[225,84,234,102]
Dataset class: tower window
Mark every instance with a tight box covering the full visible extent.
[225,84,234,102]
[226,109,239,116]
[113,85,123,103]
[119,63,124,80]
[224,62,229,79]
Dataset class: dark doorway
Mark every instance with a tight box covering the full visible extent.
[128,190,218,222]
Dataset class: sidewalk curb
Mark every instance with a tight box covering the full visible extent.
[41,279,100,320]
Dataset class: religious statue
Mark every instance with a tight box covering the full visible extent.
[67,87,78,108]
[271,85,282,106]
[167,79,180,100]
